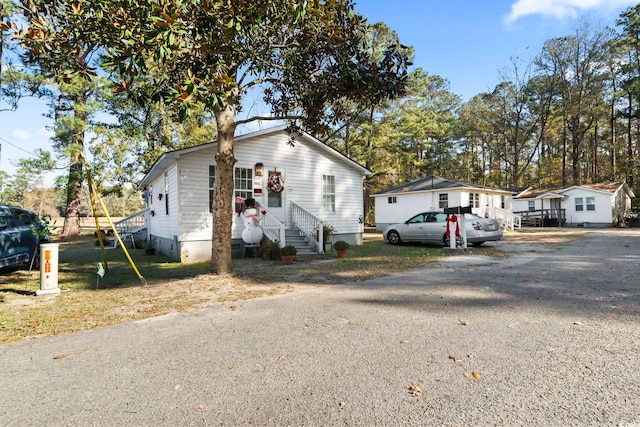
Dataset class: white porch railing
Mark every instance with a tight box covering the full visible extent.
[255,202,286,245]
[115,209,150,239]
[487,206,521,231]
[291,201,325,253]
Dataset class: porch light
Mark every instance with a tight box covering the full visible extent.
[254,162,264,177]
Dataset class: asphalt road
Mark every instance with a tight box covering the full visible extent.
[1,229,639,426]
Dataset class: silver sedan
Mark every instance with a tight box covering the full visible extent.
[382,212,503,246]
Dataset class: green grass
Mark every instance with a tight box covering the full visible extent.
[3,236,211,292]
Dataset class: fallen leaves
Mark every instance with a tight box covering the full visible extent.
[408,384,422,396]
[448,354,462,363]
[463,371,481,380]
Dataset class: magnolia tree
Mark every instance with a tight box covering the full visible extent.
[14,0,411,273]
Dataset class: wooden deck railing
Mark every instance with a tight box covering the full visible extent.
[514,209,566,227]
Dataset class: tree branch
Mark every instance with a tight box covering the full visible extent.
[235,114,302,126]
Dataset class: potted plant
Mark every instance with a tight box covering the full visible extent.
[280,245,297,264]
[314,223,336,252]
[333,240,350,258]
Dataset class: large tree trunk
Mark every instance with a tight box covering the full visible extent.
[60,93,87,238]
[211,103,238,274]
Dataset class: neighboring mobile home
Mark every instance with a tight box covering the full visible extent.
[513,182,635,227]
[139,125,369,262]
[372,175,515,231]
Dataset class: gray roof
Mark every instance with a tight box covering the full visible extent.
[373,175,510,195]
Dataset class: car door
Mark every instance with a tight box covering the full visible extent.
[0,208,18,266]
[400,213,429,242]
[0,208,29,267]
[423,212,449,243]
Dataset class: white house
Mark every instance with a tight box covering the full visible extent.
[372,175,515,231]
[513,182,635,227]
[138,125,369,262]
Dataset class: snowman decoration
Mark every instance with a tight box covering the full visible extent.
[241,207,263,244]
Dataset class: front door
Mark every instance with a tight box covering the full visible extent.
[266,168,286,223]
[550,198,560,218]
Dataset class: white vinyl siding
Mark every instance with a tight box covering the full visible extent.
[148,163,179,239]
[175,130,367,243]
[562,187,615,225]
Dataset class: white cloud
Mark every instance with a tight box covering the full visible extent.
[12,129,30,140]
[505,0,637,24]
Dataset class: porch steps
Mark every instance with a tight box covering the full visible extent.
[285,228,316,255]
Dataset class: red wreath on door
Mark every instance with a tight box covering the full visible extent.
[268,172,285,193]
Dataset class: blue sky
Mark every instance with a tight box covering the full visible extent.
[0,0,637,185]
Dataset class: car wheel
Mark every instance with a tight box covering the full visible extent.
[443,234,464,247]
[387,230,401,245]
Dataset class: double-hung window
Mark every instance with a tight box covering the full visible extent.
[528,201,535,212]
[575,197,584,211]
[322,175,335,213]
[388,196,397,204]
[234,167,253,200]
[586,197,595,211]
[438,193,448,209]
[469,193,480,208]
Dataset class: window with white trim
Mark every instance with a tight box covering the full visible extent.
[586,197,595,211]
[234,167,253,200]
[439,193,448,209]
[528,201,535,212]
[388,196,397,204]
[208,165,216,213]
[469,193,480,208]
[575,197,584,211]
[322,175,335,213]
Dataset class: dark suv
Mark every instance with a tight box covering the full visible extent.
[0,205,50,269]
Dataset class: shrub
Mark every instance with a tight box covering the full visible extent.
[315,223,336,242]
[333,240,350,251]
[261,240,282,260]
[281,245,297,256]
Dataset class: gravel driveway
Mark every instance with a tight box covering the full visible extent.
[1,229,639,426]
